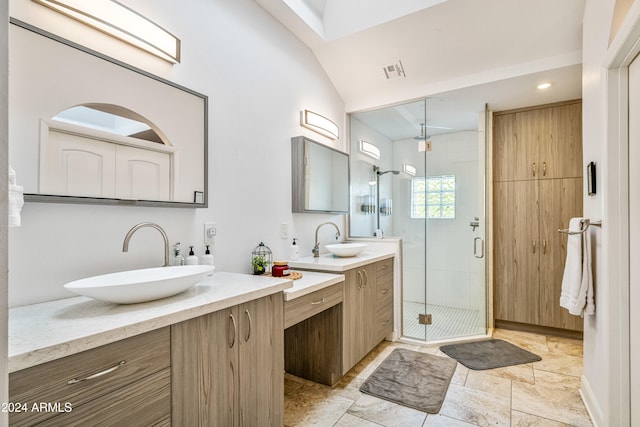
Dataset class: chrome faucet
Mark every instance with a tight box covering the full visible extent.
[312,222,341,257]
[122,222,170,267]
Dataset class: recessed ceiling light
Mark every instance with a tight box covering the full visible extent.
[537,82,552,90]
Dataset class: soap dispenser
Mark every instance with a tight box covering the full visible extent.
[289,238,299,261]
[173,242,185,266]
[185,246,198,265]
[201,245,214,266]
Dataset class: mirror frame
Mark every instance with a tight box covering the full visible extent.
[291,135,350,214]
[10,18,208,208]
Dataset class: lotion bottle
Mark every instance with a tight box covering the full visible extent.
[185,246,199,265]
[201,245,214,266]
[289,238,299,261]
[173,242,185,266]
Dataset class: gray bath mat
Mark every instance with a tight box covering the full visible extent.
[359,348,457,413]
[439,339,541,370]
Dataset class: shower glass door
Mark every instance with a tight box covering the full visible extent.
[349,94,487,343]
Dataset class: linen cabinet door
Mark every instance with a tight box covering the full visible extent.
[538,178,584,331]
[238,294,284,427]
[493,180,540,324]
[171,307,239,427]
[515,109,541,181]
[539,102,583,180]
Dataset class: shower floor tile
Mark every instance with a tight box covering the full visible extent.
[403,300,485,341]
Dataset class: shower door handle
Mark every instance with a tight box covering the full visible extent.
[473,237,484,259]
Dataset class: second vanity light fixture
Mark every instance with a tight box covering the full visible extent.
[359,140,381,160]
[300,110,339,140]
[403,163,416,176]
[33,0,181,64]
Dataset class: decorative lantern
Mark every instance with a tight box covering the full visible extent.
[250,242,272,275]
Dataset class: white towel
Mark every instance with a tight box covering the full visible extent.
[8,166,24,228]
[559,217,595,316]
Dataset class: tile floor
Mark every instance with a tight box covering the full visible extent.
[284,328,593,427]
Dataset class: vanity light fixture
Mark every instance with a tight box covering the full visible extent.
[403,163,417,176]
[537,82,552,90]
[32,0,181,64]
[359,140,381,160]
[300,110,339,140]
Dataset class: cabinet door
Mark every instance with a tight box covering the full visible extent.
[238,294,284,427]
[171,307,238,426]
[493,180,540,324]
[515,109,541,181]
[342,267,371,373]
[539,103,583,180]
[493,112,517,182]
[538,178,584,331]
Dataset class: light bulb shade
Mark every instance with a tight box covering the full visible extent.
[33,0,181,64]
[403,163,416,176]
[300,110,339,140]
[359,140,381,160]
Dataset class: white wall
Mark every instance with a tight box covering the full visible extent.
[7,0,346,307]
[582,0,628,425]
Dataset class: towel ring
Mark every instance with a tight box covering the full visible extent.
[558,218,602,235]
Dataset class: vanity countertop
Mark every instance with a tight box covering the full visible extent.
[8,271,292,373]
[289,249,395,272]
[283,271,345,301]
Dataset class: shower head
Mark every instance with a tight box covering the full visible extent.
[414,123,429,140]
[377,169,400,176]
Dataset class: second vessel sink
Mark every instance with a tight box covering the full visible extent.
[325,243,367,257]
[64,265,215,304]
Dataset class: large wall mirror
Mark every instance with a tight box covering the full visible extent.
[291,136,349,214]
[9,19,208,207]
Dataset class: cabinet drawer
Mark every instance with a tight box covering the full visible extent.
[376,279,393,306]
[376,258,394,276]
[374,306,393,343]
[42,368,171,427]
[10,327,170,426]
[285,283,343,329]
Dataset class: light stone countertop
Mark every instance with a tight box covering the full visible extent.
[283,271,345,301]
[8,271,292,373]
[289,249,394,272]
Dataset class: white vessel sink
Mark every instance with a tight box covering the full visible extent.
[325,243,367,257]
[64,265,215,304]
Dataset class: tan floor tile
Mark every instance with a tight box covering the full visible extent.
[424,413,478,426]
[492,329,550,354]
[285,385,354,427]
[330,373,366,402]
[439,383,511,426]
[511,410,575,426]
[483,363,536,384]
[451,362,470,385]
[533,352,583,378]
[347,394,427,426]
[512,371,592,427]
[334,413,381,427]
[465,370,512,399]
[546,336,584,357]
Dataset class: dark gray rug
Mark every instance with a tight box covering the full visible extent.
[359,348,457,413]
[439,339,541,370]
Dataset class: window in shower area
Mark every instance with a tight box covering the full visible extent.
[411,175,456,219]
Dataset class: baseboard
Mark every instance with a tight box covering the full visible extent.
[494,319,583,340]
[580,375,603,427]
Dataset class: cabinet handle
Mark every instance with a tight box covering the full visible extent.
[543,239,547,255]
[532,162,536,177]
[357,271,363,289]
[381,320,390,326]
[67,360,126,385]
[244,309,252,342]
[543,161,547,176]
[532,239,536,254]
[362,269,369,287]
[381,288,390,295]
[229,313,237,348]
[311,298,326,305]
[381,264,389,270]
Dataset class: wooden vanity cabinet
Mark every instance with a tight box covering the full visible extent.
[171,293,284,427]
[9,327,171,426]
[342,258,394,374]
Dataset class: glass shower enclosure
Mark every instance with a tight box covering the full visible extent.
[349,96,487,343]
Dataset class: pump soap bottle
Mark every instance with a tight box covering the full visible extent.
[185,246,199,265]
[201,245,214,266]
[289,238,299,261]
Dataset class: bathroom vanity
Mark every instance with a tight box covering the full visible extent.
[8,272,291,426]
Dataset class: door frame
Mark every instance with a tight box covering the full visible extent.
[602,5,640,426]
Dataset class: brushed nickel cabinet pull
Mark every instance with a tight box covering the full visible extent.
[67,360,126,385]
[543,161,547,176]
[311,298,326,305]
[543,239,547,255]
[244,309,252,342]
[362,269,369,287]
[229,313,237,348]
[532,162,536,177]
[532,239,537,254]
[381,288,390,295]
[357,271,363,289]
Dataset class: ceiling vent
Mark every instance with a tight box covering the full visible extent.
[382,60,405,80]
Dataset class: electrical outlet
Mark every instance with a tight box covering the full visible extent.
[204,222,216,245]
[280,223,288,239]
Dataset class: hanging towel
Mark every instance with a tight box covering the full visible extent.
[559,218,595,316]
[8,166,24,228]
